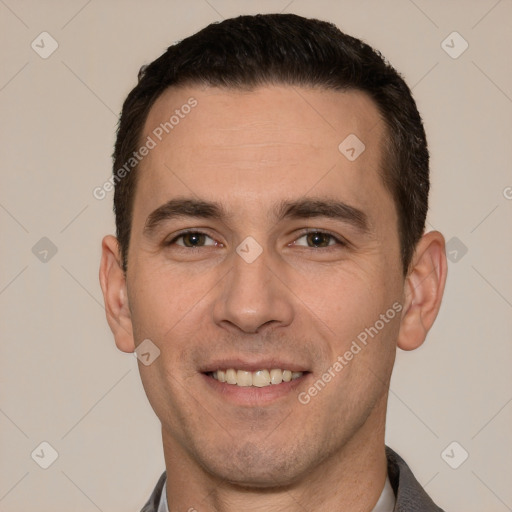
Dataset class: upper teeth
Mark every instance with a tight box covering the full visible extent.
[211,369,304,387]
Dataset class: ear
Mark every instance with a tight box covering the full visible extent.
[99,235,135,353]
[397,230,448,351]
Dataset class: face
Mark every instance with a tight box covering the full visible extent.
[122,85,405,486]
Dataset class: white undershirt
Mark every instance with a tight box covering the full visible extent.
[371,475,396,512]
[157,474,396,512]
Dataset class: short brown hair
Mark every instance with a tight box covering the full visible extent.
[113,13,429,276]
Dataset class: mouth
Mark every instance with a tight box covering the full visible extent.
[207,368,305,388]
[200,361,311,405]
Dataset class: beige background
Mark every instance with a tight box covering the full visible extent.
[1,0,511,511]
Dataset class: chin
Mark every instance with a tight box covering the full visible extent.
[199,440,309,488]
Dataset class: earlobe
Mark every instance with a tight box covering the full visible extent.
[99,235,135,353]
[397,231,448,351]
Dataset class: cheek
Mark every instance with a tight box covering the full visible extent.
[305,264,403,382]
[304,261,396,329]
[127,262,209,339]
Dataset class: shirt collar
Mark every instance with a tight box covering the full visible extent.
[156,474,395,512]
[156,477,168,512]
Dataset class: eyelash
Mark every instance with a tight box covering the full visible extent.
[164,229,348,250]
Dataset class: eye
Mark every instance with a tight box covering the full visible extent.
[165,230,219,248]
[292,230,346,249]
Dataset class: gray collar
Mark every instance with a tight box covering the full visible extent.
[141,446,445,512]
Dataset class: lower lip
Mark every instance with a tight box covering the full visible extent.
[201,373,311,406]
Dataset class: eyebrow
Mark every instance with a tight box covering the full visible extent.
[143,197,372,236]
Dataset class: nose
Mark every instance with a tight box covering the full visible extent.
[212,245,294,334]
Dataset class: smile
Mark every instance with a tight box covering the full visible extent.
[209,369,304,387]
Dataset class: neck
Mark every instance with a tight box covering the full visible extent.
[161,398,388,512]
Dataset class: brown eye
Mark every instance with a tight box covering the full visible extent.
[293,231,344,249]
[166,231,217,248]
[305,232,333,248]
[180,233,207,247]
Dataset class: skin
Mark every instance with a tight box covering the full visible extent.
[100,85,447,512]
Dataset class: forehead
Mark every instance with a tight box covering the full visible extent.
[143,84,382,160]
[133,84,394,231]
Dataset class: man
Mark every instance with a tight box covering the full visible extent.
[99,13,447,512]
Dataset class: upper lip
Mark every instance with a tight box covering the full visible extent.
[200,358,310,373]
